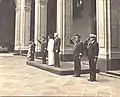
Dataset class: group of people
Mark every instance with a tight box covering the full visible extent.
[27,33,61,68]
[27,33,99,82]
[70,33,99,82]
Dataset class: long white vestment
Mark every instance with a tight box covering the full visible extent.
[47,38,54,66]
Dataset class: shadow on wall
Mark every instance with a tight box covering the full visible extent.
[72,0,91,42]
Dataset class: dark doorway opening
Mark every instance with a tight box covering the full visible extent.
[90,0,96,35]
[72,0,96,40]
[0,0,15,52]
[47,0,57,39]
[73,0,84,19]
[30,0,35,42]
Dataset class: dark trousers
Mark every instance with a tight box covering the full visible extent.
[54,52,60,67]
[73,54,81,76]
[88,55,96,81]
[42,52,46,64]
[30,53,34,61]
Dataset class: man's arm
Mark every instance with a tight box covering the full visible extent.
[94,43,99,62]
[79,41,83,57]
[37,39,42,44]
[70,36,75,44]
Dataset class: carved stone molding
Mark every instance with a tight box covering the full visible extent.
[40,0,48,4]
[25,0,32,6]
[24,6,31,12]
[13,0,20,7]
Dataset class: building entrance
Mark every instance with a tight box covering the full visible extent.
[30,0,35,41]
[47,0,57,39]
[0,0,15,52]
[72,0,96,41]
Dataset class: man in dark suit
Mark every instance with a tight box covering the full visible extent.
[86,34,99,81]
[37,36,47,64]
[54,33,61,67]
[70,34,83,77]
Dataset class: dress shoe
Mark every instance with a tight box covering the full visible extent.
[73,74,80,77]
[56,65,60,68]
[88,79,96,82]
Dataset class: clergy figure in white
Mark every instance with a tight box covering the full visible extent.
[47,35,55,66]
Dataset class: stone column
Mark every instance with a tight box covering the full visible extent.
[34,0,48,55]
[57,0,73,61]
[20,0,32,51]
[14,0,21,51]
[96,0,111,72]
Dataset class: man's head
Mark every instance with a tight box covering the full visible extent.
[42,36,46,41]
[48,35,52,39]
[89,34,97,41]
[54,33,58,38]
[75,34,81,41]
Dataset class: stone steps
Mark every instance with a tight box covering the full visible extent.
[26,60,99,76]
[0,53,14,57]
[107,70,120,77]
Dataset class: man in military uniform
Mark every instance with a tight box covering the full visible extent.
[86,34,99,81]
[37,36,47,64]
[70,34,83,77]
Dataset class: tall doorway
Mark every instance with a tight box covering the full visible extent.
[47,0,57,39]
[0,0,15,51]
[30,0,35,41]
[72,0,96,41]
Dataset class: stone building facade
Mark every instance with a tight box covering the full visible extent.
[0,0,120,72]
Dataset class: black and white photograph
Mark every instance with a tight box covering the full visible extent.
[0,0,120,96]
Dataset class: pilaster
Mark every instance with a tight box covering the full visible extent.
[34,0,48,53]
[14,0,21,50]
[96,0,111,72]
[57,0,73,61]
[20,0,32,51]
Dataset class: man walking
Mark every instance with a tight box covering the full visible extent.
[37,36,47,64]
[86,34,99,81]
[54,33,61,67]
[70,34,83,77]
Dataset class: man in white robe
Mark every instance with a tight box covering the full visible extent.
[47,35,54,66]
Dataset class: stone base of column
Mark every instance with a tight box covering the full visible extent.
[97,58,120,72]
[14,46,21,50]
[35,52,42,57]
[14,50,28,56]
[97,58,108,72]
[14,46,21,55]
[60,54,73,61]
[14,50,21,55]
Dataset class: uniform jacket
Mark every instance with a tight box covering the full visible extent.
[70,38,83,56]
[87,40,99,57]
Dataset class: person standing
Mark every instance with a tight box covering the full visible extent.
[70,34,83,77]
[54,33,61,67]
[37,36,47,64]
[47,35,55,66]
[86,34,99,81]
[27,40,36,61]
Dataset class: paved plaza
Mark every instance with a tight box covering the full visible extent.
[0,55,120,96]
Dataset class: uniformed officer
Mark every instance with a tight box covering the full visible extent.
[86,34,99,81]
[70,34,83,77]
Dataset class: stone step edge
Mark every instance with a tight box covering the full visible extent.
[26,61,99,76]
[99,72,120,79]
